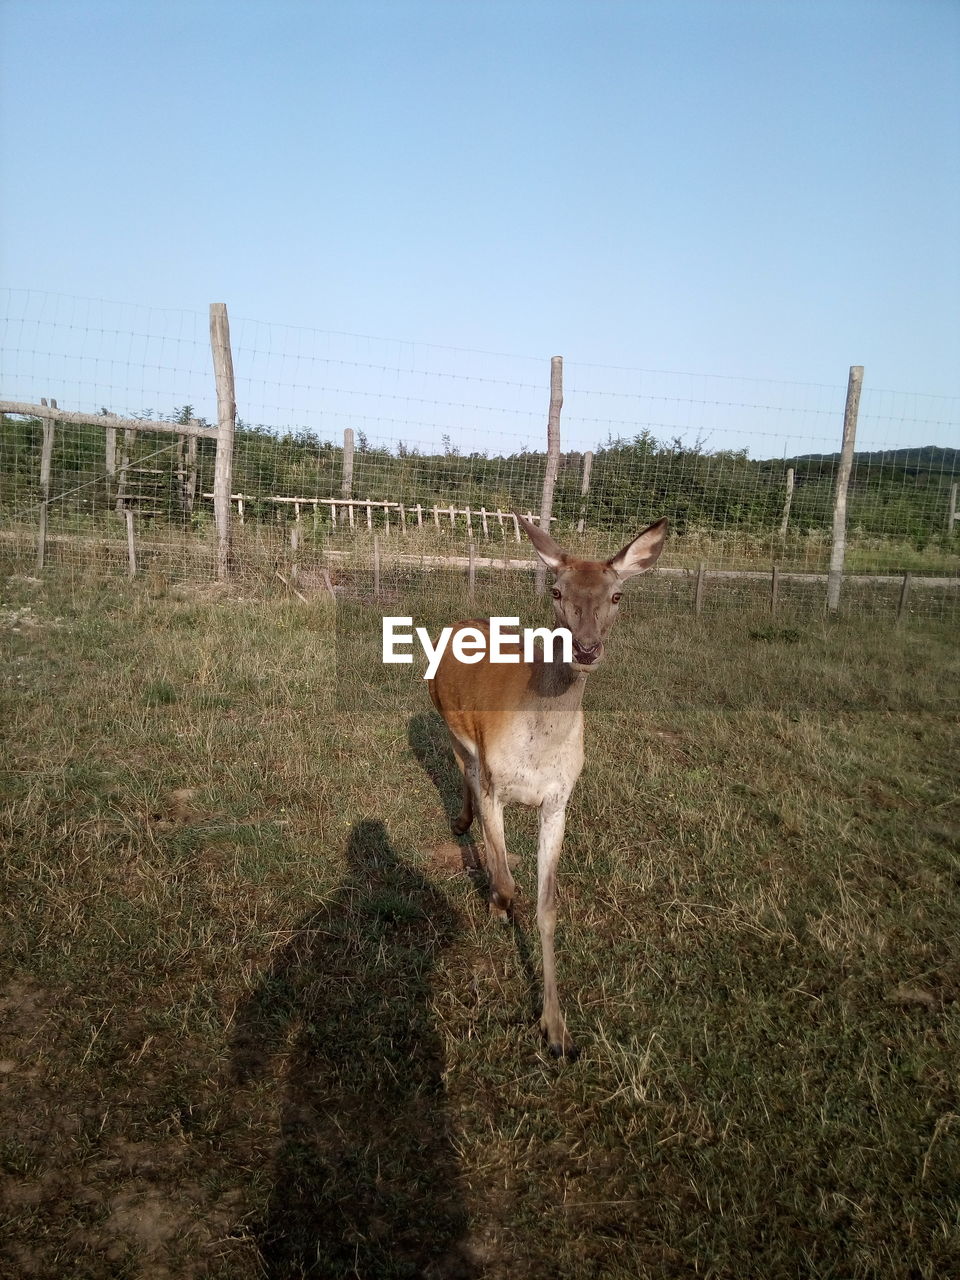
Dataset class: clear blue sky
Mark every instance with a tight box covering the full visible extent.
[1,0,958,454]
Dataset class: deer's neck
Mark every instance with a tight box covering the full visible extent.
[531,658,590,709]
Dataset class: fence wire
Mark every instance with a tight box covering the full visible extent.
[1,289,957,620]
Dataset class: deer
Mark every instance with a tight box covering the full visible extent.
[428,512,668,1058]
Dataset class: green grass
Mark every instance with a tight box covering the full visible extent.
[1,568,958,1278]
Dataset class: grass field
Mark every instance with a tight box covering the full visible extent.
[1,566,958,1279]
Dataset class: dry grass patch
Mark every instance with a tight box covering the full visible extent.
[1,570,958,1278]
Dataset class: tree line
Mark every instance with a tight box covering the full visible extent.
[1,409,957,546]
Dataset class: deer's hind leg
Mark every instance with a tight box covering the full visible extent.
[449,738,475,835]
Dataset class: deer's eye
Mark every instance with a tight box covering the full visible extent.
[551,588,562,600]
[611,592,623,604]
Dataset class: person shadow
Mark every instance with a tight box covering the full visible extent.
[230,818,477,1279]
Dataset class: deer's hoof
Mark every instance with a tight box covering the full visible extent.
[488,900,511,924]
[452,814,472,835]
[541,1019,578,1061]
[548,1040,580,1061]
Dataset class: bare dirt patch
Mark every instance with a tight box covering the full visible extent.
[429,839,482,877]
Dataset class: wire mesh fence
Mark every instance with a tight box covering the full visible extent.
[1,289,957,621]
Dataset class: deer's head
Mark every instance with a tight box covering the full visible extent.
[517,514,668,672]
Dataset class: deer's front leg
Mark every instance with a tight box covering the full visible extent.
[537,797,577,1059]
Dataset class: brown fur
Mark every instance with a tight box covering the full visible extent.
[428,515,668,1057]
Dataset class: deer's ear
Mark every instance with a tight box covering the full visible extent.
[607,517,668,579]
[515,512,570,571]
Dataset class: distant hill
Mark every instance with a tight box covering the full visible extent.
[782,445,959,473]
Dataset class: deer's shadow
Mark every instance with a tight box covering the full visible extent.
[230,818,476,1278]
[407,711,539,1020]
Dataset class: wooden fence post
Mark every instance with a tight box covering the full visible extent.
[896,572,912,625]
[535,355,563,594]
[115,428,135,513]
[210,303,237,581]
[948,482,957,535]
[290,522,300,584]
[780,467,795,539]
[771,564,780,616]
[373,535,381,602]
[468,533,476,602]
[342,429,354,497]
[105,423,117,504]
[826,365,863,613]
[36,413,56,573]
[576,449,593,534]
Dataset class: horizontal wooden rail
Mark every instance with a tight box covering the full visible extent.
[0,400,216,439]
[200,492,557,524]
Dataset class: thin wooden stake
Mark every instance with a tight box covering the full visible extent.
[185,434,197,515]
[373,535,381,601]
[948,482,957,534]
[468,534,476,602]
[576,450,593,534]
[780,467,795,539]
[771,563,780,616]
[694,562,706,616]
[125,508,137,577]
[897,572,912,625]
[826,365,864,613]
[290,523,300,584]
